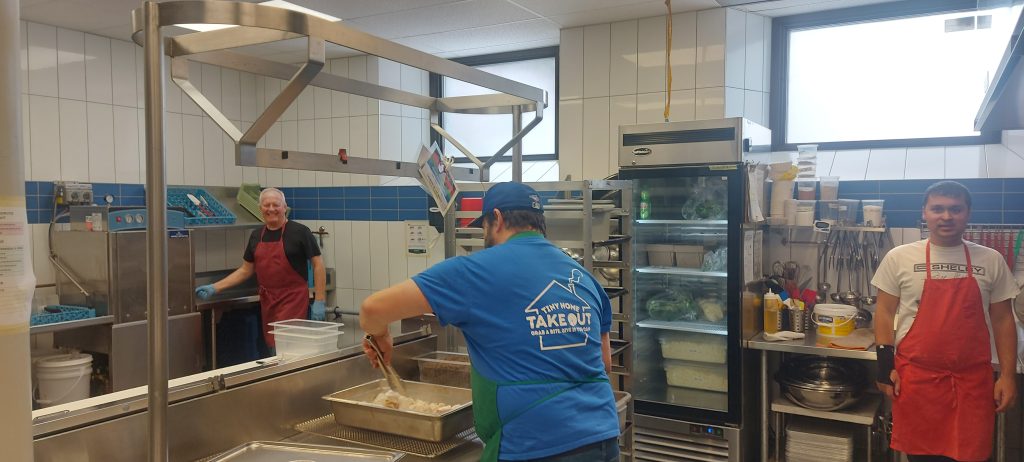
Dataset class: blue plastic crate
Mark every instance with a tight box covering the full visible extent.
[167,188,236,226]
[30,305,96,326]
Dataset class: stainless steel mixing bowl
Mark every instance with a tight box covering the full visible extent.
[777,380,863,411]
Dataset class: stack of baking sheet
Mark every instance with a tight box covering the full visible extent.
[785,419,855,462]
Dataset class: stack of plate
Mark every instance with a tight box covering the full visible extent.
[785,419,855,462]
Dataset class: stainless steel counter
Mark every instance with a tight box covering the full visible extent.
[744,331,877,361]
[282,429,483,462]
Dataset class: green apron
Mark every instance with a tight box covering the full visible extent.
[471,366,608,462]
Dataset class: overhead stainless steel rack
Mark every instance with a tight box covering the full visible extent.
[130,0,548,183]
[127,2,548,460]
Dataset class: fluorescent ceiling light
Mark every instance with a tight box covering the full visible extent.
[179,0,339,32]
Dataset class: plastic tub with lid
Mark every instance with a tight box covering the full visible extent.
[34,353,92,407]
[812,304,858,345]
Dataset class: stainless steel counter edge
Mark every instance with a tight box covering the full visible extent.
[32,329,428,437]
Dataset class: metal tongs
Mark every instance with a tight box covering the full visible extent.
[364,333,407,394]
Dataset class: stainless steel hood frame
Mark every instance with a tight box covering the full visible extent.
[129,0,548,182]
[976,5,1024,131]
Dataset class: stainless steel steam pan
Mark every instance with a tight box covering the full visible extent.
[323,379,473,442]
[207,441,402,461]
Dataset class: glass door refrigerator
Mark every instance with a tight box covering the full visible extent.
[617,118,768,462]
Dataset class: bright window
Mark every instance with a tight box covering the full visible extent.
[774,1,1021,149]
[438,48,557,163]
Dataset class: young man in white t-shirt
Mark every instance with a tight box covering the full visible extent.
[872,180,1019,462]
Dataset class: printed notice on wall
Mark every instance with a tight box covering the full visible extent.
[0,205,34,327]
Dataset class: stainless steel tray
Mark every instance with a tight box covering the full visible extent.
[323,379,473,442]
[207,441,402,461]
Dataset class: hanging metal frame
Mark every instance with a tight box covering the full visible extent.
[130,0,547,183]
[128,2,547,460]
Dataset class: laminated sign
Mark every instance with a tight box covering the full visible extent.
[0,203,34,327]
[417,142,458,215]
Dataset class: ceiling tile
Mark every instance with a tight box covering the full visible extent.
[436,37,559,59]
[545,0,720,28]
[346,0,539,39]
[737,0,897,17]
[282,0,465,20]
[402,19,558,53]
[509,0,656,17]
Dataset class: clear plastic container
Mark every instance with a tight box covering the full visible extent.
[795,200,816,226]
[796,144,818,179]
[862,199,885,226]
[796,179,817,200]
[664,359,728,392]
[837,199,859,226]
[817,200,839,224]
[268,319,343,332]
[271,329,343,360]
[818,176,839,201]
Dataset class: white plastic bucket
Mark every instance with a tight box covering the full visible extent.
[812,304,857,343]
[35,353,92,406]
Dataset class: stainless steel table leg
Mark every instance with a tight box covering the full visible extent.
[996,411,1005,462]
[867,424,873,462]
[210,308,217,369]
[775,410,784,462]
[762,350,769,462]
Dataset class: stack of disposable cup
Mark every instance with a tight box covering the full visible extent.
[797,144,818,179]
[770,180,794,220]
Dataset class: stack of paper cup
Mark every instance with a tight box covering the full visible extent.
[770,180,794,219]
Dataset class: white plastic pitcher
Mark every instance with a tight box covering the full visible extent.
[35,353,92,407]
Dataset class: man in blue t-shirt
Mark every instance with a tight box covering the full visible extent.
[360,182,619,462]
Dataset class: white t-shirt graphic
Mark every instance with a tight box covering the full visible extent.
[871,239,1020,362]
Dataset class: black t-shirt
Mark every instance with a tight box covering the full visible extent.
[243,221,322,281]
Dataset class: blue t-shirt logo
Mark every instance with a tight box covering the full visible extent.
[523,269,594,350]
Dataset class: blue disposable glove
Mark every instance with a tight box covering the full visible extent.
[310,300,326,321]
[195,284,217,300]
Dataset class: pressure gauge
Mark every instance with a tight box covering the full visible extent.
[104,194,115,205]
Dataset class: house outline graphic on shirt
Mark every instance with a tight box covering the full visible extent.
[523,269,593,351]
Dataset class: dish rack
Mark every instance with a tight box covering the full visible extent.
[167,188,236,226]
[30,305,96,326]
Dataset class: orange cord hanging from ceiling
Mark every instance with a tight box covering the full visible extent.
[664,0,673,122]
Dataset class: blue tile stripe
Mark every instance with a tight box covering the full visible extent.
[22,181,433,224]
[23,178,1024,226]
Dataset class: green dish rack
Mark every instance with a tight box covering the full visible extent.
[237,183,289,221]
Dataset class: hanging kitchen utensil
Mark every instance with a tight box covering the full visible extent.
[364,334,407,394]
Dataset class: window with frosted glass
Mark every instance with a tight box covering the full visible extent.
[777,1,1021,147]
[441,56,556,161]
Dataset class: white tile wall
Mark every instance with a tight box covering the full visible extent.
[637,16,667,94]
[582,97,611,180]
[609,21,638,97]
[583,24,611,98]
[560,8,772,179]
[559,28,584,100]
[671,12,698,92]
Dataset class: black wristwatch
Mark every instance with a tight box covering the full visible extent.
[876,344,895,384]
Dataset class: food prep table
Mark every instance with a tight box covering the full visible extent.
[746,330,1017,462]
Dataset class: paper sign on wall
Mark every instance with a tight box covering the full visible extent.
[0,205,34,327]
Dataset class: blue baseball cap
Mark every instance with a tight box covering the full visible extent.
[468,182,544,228]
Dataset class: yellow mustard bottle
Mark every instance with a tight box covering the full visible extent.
[763,290,782,334]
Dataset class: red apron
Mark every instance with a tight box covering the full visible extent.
[254,223,310,347]
[891,241,994,461]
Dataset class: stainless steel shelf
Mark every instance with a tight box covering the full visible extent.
[637,319,727,336]
[635,266,727,278]
[770,394,882,426]
[771,225,887,233]
[30,315,114,335]
[636,219,727,227]
[744,331,878,361]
